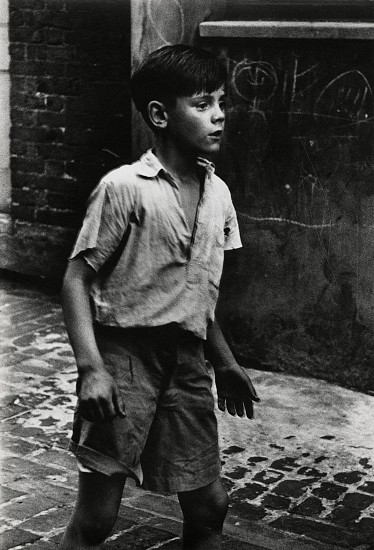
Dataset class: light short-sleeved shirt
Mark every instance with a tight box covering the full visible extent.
[69,149,242,339]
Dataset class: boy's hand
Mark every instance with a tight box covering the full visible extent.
[215,363,260,419]
[76,367,126,423]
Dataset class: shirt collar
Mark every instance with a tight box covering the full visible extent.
[135,149,215,179]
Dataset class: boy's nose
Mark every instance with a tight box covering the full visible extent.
[212,105,225,122]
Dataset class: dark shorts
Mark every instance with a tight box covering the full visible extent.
[69,324,221,494]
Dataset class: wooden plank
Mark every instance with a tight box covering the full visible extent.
[200,20,374,40]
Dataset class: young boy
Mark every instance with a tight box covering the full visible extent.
[60,44,260,550]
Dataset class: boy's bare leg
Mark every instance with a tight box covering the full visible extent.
[60,471,126,549]
[178,478,228,550]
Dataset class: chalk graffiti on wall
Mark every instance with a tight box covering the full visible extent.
[229,56,373,123]
[146,0,185,46]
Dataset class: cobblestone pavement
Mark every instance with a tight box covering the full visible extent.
[1,275,374,550]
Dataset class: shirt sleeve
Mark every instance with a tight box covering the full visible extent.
[224,196,242,251]
[69,177,134,272]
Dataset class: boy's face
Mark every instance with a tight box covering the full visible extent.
[165,86,226,156]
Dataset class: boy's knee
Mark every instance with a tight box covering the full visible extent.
[77,509,117,545]
[179,479,228,530]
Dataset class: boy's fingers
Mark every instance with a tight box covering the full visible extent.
[226,398,236,416]
[235,399,245,417]
[217,396,226,412]
[113,387,126,417]
[244,397,254,419]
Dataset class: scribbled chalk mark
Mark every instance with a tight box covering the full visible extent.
[238,213,335,229]
[315,70,373,121]
[147,0,185,46]
[232,60,278,107]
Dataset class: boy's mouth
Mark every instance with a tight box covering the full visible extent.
[209,130,223,137]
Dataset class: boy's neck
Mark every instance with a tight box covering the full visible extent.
[154,140,204,181]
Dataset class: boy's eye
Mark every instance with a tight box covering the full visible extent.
[196,101,209,110]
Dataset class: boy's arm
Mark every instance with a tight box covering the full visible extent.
[205,319,260,419]
[61,257,126,422]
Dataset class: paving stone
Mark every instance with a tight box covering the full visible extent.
[261,493,291,510]
[354,517,374,536]
[226,466,249,480]
[272,479,311,498]
[253,469,284,485]
[222,535,265,549]
[325,505,361,525]
[334,471,366,484]
[290,496,325,517]
[231,483,268,501]
[33,449,78,471]
[229,501,267,521]
[18,504,73,534]
[2,456,62,479]
[312,481,348,500]
[106,525,176,549]
[359,481,374,495]
[342,492,374,510]
[0,528,41,549]
[1,435,42,455]
[1,485,27,503]
[270,457,300,471]
[297,466,326,478]
[222,445,246,455]
[270,516,364,547]
[2,494,58,521]
[247,456,268,465]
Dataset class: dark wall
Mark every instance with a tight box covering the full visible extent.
[5,0,131,277]
[207,37,374,392]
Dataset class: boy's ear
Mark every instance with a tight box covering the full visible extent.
[148,101,168,130]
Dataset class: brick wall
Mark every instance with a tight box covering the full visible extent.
[4,0,131,279]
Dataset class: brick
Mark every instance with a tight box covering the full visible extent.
[37,144,75,162]
[11,156,45,174]
[9,43,27,61]
[38,110,66,127]
[45,160,66,177]
[0,528,41,550]
[9,0,44,8]
[9,10,26,27]
[9,26,34,42]
[270,516,364,547]
[342,492,374,510]
[10,108,37,126]
[33,9,71,30]
[312,481,347,500]
[10,90,46,110]
[290,496,325,517]
[35,208,80,227]
[12,204,35,221]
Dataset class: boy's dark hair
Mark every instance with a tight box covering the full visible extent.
[130,44,227,128]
